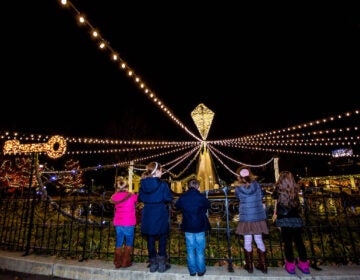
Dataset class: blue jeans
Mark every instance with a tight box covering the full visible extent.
[115,226,135,247]
[185,232,206,274]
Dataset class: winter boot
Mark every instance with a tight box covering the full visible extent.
[149,257,158,273]
[244,250,253,273]
[297,259,310,274]
[113,248,123,269]
[121,246,133,268]
[285,260,296,274]
[254,248,267,273]
[157,255,171,273]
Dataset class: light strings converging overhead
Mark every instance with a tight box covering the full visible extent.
[0,1,358,184]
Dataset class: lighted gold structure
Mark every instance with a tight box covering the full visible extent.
[190,103,214,140]
[3,135,67,159]
[191,104,218,191]
[196,142,218,191]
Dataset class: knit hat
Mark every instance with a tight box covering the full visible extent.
[239,168,250,177]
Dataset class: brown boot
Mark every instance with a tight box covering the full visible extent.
[121,246,133,268]
[254,248,267,273]
[244,250,253,273]
[114,248,123,268]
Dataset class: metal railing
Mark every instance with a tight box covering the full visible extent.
[0,185,359,271]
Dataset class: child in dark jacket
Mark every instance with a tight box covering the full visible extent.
[175,179,211,277]
[138,161,173,273]
[272,170,310,274]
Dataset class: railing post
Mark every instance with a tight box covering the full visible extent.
[223,186,234,272]
[302,193,322,270]
[80,179,93,262]
[24,153,36,256]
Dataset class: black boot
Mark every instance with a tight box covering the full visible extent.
[157,255,171,273]
[149,257,158,272]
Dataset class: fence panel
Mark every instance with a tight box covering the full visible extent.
[1,186,359,269]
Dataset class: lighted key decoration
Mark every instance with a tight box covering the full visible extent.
[3,135,67,159]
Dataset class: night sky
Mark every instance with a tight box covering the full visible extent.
[1,1,359,180]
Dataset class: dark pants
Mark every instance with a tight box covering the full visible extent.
[147,234,168,258]
[281,227,307,262]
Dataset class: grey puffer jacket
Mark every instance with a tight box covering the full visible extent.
[235,181,266,222]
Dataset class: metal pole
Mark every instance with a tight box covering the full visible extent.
[24,153,36,256]
[128,161,134,192]
[80,179,93,262]
[274,157,279,182]
[223,186,234,272]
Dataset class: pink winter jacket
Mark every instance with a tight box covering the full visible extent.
[111,192,139,226]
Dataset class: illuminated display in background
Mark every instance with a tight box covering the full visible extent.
[191,103,214,140]
[332,148,353,158]
[3,135,67,159]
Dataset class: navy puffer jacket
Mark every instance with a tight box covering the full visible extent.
[138,177,173,235]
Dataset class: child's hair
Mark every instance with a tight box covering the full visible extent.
[275,171,300,208]
[115,176,128,191]
[142,161,162,177]
[188,179,200,190]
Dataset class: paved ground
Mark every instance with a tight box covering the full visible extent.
[1,250,360,280]
[0,269,68,280]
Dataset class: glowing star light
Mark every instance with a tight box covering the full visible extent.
[191,103,214,140]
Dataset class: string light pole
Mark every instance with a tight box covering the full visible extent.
[274,157,279,181]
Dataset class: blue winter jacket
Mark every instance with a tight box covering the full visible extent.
[138,177,174,235]
[175,188,211,233]
[235,181,266,222]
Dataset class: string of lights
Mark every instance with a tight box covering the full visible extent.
[57,0,201,141]
[0,1,358,183]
